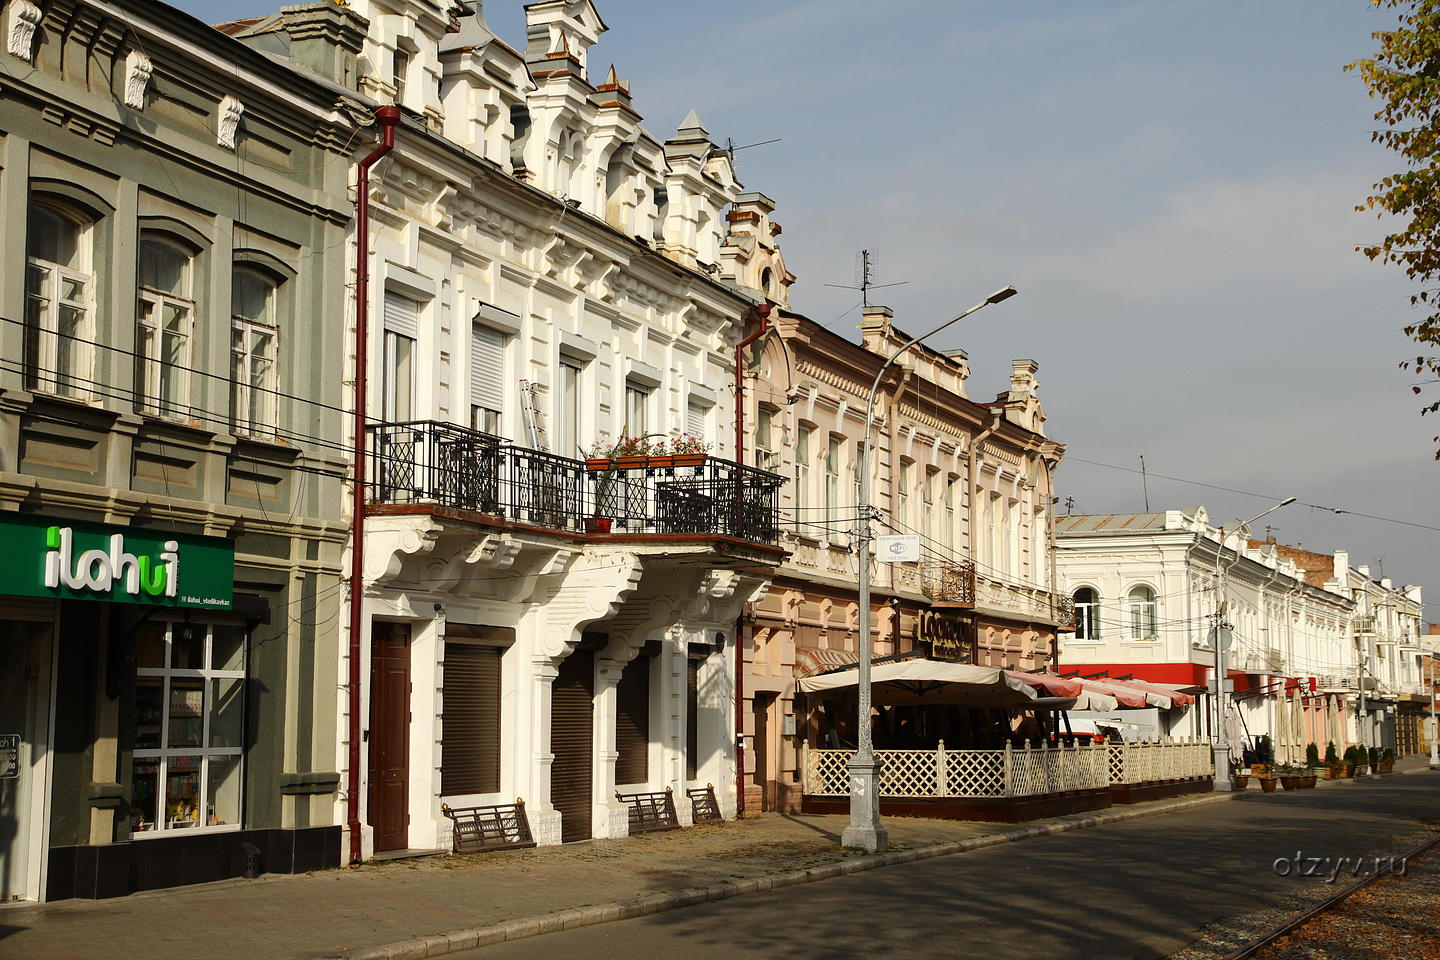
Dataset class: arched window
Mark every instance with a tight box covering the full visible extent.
[1073,587,1100,640]
[231,266,280,437]
[137,236,195,419]
[1128,585,1157,640]
[25,202,94,398]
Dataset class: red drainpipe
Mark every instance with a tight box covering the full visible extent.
[731,303,770,818]
[347,105,401,866]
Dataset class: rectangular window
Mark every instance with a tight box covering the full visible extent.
[825,437,842,543]
[944,476,958,553]
[383,331,415,423]
[624,379,650,435]
[129,621,246,838]
[440,637,502,796]
[897,461,912,529]
[685,399,708,441]
[794,424,812,525]
[231,269,279,438]
[852,442,864,514]
[137,239,195,419]
[922,468,938,543]
[469,323,506,435]
[987,492,1001,574]
[556,360,582,458]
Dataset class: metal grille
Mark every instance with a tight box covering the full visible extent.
[920,560,976,604]
[616,788,680,833]
[367,421,784,545]
[441,800,536,854]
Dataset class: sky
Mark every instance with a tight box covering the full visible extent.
[179,0,1439,614]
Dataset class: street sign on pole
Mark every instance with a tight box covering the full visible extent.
[874,535,920,563]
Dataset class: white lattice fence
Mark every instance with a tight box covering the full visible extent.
[805,744,1107,799]
[1005,742,1109,796]
[947,748,1005,797]
[1109,739,1215,785]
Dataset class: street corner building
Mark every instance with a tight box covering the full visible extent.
[0,0,358,901]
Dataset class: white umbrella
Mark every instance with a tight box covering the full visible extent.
[797,658,1040,708]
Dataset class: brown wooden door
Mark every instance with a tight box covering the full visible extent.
[368,622,411,852]
[550,650,594,843]
[753,692,774,812]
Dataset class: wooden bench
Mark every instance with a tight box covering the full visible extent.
[615,787,680,834]
[440,800,536,854]
[687,784,724,824]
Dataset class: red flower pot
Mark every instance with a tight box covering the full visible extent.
[584,517,613,534]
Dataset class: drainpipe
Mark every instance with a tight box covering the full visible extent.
[731,303,769,818]
[347,105,401,866]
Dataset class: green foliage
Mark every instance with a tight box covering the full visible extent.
[1306,742,1322,767]
[1344,744,1360,763]
[1369,746,1383,766]
[1325,741,1340,765]
[1383,747,1397,761]
[1257,734,1274,764]
[1348,0,1440,456]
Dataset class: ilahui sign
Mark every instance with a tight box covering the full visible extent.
[0,513,233,609]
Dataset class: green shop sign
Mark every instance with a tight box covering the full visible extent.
[0,514,233,609]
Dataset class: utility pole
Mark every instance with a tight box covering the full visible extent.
[1357,652,1368,754]
[1429,654,1438,769]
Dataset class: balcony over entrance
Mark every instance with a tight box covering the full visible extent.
[366,420,786,547]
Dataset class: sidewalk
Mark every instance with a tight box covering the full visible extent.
[0,765,1430,960]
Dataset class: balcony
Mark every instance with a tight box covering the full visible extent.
[920,560,976,607]
[974,571,1075,628]
[366,420,785,545]
[1353,616,1378,636]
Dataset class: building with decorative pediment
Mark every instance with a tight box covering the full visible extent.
[227,0,792,855]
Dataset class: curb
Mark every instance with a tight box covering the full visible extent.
[337,789,1244,959]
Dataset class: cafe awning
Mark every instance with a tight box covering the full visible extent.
[798,659,1045,708]
[1006,671,1118,712]
[1072,678,1153,709]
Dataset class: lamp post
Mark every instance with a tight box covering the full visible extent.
[841,284,1018,853]
[1209,497,1295,791]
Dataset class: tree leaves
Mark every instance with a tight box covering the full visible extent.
[1351,0,1440,458]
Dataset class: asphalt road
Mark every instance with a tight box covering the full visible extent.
[458,773,1440,960]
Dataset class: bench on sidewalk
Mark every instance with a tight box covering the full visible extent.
[441,799,537,854]
[687,784,724,824]
[616,787,681,834]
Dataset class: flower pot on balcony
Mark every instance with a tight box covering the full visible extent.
[584,517,613,534]
[586,456,649,471]
[643,454,706,470]
[1258,777,1278,793]
[584,454,706,472]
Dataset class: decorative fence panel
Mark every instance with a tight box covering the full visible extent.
[804,740,1214,799]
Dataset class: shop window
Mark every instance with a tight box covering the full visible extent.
[25,201,95,400]
[129,621,246,837]
[231,267,280,438]
[137,237,196,420]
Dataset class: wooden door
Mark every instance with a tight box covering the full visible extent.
[550,650,594,843]
[753,692,773,812]
[368,622,411,852]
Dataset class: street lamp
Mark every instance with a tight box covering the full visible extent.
[841,284,1019,853]
[1209,496,1295,791]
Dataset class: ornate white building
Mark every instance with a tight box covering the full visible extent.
[231,0,787,855]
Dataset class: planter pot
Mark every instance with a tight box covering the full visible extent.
[643,454,707,469]
[1379,761,1394,773]
[1259,778,1278,793]
[585,454,707,472]
[583,516,614,534]
[1326,765,1344,780]
[1303,775,1317,788]
[1279,776,1299,790]
[1343,763,1355,777]
[586,456,650,471]
[1232,775,1250,789]
[1353,766,1369,777]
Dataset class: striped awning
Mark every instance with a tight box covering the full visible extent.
[794,646,857,679]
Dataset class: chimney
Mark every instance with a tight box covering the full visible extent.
[280,2,370,89]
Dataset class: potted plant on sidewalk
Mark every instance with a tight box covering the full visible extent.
[1305,742,1321,775]
[1380,747,1395,773]
[1325,741,1343,779]
[1277,762,1304,790]
[1232,769,1251,789]
[1257,771,1279,793]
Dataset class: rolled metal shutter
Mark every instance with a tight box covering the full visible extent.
[550,650,594,843]
[470,323,505,415]
[384,292,419,337]
[686,658,700,780]
[614,656,650,785]
[685,400,707,439]
[440,642,501,796]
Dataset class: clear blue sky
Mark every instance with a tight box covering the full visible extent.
[179,0,1440,611]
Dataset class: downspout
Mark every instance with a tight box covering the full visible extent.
[731,303,770,818]
[347,105,401,866]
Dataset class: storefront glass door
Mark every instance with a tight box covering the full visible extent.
[0,619,53,902]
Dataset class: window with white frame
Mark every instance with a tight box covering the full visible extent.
[825,436,842,537]
[944,475,958,553]
[755,406,775,469]
[1128,585,1158,639]
[25,202,94,399]
[382,292,419,423]
[556,358,583,457]
[137,237,196,419]
[922,467,937,542]
[686,398,710,443]
[469,322,506,435]
[986,492,1001,574]
[1073,587,1101,640]
[794,424,812,523]
[129,620,246,837]
[897,460,912,529]
[624,379,650,435]
[851,442,864,514]
[231,267,279,437]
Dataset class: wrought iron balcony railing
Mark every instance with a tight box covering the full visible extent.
[919,560,976,606]
[367,420,785,545]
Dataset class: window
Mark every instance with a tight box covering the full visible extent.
[922,468,938,541]
[1128,586,1157,640]
[897,461,912,529]
[392,45,410,104]
[1074,587,1100,640]
[25,202,94,399]
[556,359,582,457]
[755,407,774,467]
[470,323,506,435]
[129,620,246,837]
[986,493,1001,574]
[944,476,958,553]
[794,424,812,522]
[231,268,279,437]
[851,442,864,514]
[825,437,842,539]
[382,292,419,422]
[686,399,709,442]
[624,379,650,435]
[137,238,196,419]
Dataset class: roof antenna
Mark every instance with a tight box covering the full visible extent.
[1140,454,1150,512]
[824,249,908,308]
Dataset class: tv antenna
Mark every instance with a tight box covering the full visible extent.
[724,137,782,163]
[1064,496,1076,515]
[824,249,908,307]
